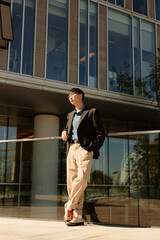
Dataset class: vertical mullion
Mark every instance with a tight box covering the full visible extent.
[147,0,149,17]
[67,0,70,83]
[132,16,135,96]
[106,6,108,90]
[97,2,100,89]
[20,0,25,74]
[155,23,158,58]
[33,0,38,77]
[88,0,90,86]
[17,141,23,218]
[140,19,143,97]
[44,0,48,79]
[78,0,80,85]
[7,0,13,71]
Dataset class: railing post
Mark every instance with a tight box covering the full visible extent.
[17,141,23,218]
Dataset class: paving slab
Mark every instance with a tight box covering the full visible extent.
[0,217,160,240]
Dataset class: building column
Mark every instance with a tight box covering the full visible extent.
[31,114,59,211]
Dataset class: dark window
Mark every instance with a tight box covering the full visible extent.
[105,0,124,7]
[155,0,160,20]
[133,0,147,16]
[108,0,115,4]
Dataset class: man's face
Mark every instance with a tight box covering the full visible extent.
[68,92,83,106]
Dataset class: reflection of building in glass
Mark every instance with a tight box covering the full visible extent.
[0,0,160,227]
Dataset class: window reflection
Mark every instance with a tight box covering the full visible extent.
[9,0,35,75]
[46,0,68,82]
[79,0,97,88]
[89,2,97,88]
[141,20,156,99]
[133,17,141,96]
[108,9,133,94]
[9,0,23,73]
[90,138,108,184]
[109,137,128,185]
[22,0,35,75]
[79,0,88,86]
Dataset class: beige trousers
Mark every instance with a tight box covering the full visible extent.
[67,143,93,216]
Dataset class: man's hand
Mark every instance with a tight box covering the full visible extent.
[61,131,69,141]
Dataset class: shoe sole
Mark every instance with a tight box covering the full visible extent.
[66,222,84,226]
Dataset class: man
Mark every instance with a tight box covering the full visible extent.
[61,88,105,226]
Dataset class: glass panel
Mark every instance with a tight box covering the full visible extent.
[108,9,133,94]
[133,0,147,16]
[79,0,88,86]
[19,139,59,219]
[9,0,23,73]
[129,135,149,185]
[90,138,108,184]
[148,134,160,185]
[117,0,123,7]
[155,0,160,20]
[141,20,156,99]
[109,137,128,185]
[133,17,141,96]
[89,2,97,88]
[22,0,35,75]
[139,186,160,227]
[46,0,68,82]
[108,0,115,4]
[0,185,19,218]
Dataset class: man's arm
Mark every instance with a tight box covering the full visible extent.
[61,114,69,141]
[92,109,105,151]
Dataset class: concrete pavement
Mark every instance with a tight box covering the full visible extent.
[0,217,160,240]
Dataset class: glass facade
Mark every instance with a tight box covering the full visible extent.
[9,0,35,75]
[7,0,158,99]
[133,0,147,16]
[1,118,160,227]
[155,0,160,20]
[46,0,68,82]
[108,9,133,94]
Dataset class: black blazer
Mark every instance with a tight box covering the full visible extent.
[64,105,105,159]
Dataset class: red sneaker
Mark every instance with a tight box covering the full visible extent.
[64,203,73,223]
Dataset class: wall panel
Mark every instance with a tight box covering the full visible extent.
[0,49,8,70]
[99,4,107,90]
[148,0,155,19]
[125,0,132,10]
[69,0,78,84]
[34,0,47,77]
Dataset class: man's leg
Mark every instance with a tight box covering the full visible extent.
[64,144,77,222]
[67,144,93,215]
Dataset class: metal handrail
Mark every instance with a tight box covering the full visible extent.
[0,130,159,143]
[0,136,62,143]
[107,129,160,137]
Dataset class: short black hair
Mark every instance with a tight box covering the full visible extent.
[69,88,85,100]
